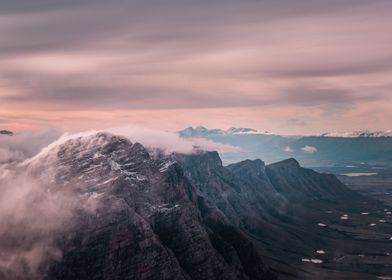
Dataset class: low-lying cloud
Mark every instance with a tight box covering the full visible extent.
[301,145,317,154]
[0,127,62,163]
[108,126,240,154]
[0,166,100,279]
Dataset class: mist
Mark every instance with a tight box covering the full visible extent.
[0,128,63,164]
[0,166,101,279]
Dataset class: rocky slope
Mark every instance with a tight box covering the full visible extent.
[173,152,392,279]
[5,132,391,280]
[20,133,274,280]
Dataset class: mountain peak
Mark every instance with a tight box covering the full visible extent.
[227,158,265,171]
[270,158,300,168]
[24,132,132,167]
[227,159,266,180]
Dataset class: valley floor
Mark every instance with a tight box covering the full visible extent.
[275,166,392,279]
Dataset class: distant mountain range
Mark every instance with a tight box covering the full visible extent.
[178,127,392,166]
[180,126,392,138]
[320,130,392,138]
[179,126,274,137]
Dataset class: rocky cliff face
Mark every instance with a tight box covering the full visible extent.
[21,133,274,280]
[265,158,355,201]
[174,151,392,279]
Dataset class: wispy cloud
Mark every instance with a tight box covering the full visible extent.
[1,1,391,133]
[301,145,318,154]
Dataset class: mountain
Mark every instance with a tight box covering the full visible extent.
[6,132,391,279]
[0,130,13,136]
[19,133,275,280]
[173,151,392,279]
[265,158,354,201]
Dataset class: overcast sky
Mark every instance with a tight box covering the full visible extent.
[1,0,391,134]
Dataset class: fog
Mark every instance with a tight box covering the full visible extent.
[0,167,100,278]
[0,128,63,164]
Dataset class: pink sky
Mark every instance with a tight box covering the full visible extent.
[1,1,391,134]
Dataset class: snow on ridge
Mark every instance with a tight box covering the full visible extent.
[181,126,274,136]
[319,130,392,138]
[21,130,102,166]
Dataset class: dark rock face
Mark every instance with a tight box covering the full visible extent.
[265,158,355,201]
[24,133,274,280]
[174,152,392,279]
[0,130,13,136]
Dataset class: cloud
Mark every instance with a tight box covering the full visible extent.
[0,128,63,163]
[301,145,317,154]
[0,148,24,163]
[1,2,392,99]
[284,146,293,153]
[0,165,100,279]
[22,126,240,166]
[1,0,392,132]
[287,118,307,127]
[108,126,240,154]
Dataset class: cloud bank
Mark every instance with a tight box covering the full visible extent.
[1,0,392,133]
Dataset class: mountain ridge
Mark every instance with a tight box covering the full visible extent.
[4,132,391,280]
[19,132,275,280]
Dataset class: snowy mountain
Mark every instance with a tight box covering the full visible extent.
[178,126,269,138]
[11,132,274,280]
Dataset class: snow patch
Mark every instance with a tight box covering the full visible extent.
[310,259,323,264]
[342,172,378,177]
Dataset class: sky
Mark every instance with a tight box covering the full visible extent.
[1,0,391,134]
